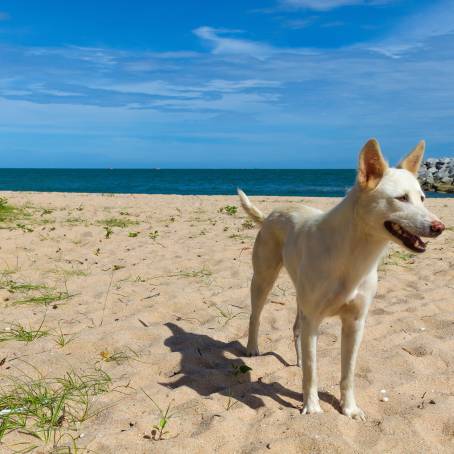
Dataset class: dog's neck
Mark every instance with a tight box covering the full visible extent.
[320,185,389,274]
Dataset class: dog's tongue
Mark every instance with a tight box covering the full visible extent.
[404,234,426,252]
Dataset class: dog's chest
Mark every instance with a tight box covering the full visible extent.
[322,272,376,317]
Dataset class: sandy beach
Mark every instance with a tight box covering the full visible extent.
[0,191,452,453]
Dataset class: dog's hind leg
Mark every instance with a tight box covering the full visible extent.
[246,230,282,356]
[293,313,302,367]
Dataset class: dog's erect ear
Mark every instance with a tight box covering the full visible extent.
[397,140,425,176]
[357,138,388,190]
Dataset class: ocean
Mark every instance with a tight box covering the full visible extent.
[0,169,451,198]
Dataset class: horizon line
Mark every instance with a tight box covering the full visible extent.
[0,167,357,171]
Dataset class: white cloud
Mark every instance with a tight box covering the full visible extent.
[193,26,273,58]
[151,92,281,113]
[103,80,203,98]
[281,0,362,10]
[193,26,316,58]
[26,46,118,66]
[280,0,393,11]
[367,0,454,57]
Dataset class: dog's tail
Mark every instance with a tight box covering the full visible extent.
[237,188,265,224]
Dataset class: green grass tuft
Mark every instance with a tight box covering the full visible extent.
[99,218,139,228]
[0,368,111,447]
[12,290,73,307]
[0,198,34,229]
[219,205,237,216]
[0,321,48,343]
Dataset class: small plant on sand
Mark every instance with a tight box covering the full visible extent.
[382,249,416,267]
[100,218,138,228]
[99,348,138,365]
[231,364,252,377]
[149,267,212,282]
[224,388,239,411]
[16,223,34,233]
[0,319,48,343]
[242,219,255,230]
[178,267,212,278]
[65,217,85,225]
[219,205,237,216]
[104,226,113,239]
[54,324,76,348]
[1,278,74,307]
[228,233,251,241]
[0,279,48,294]
[128,231,139,238]
[142,389,176,441]
[13,289,73,307]
[149,230,159,240]
[214,305,247,326]
[48,267,90,279]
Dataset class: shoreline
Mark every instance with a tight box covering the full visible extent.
[0,189,453,198]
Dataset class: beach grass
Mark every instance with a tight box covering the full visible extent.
[0,367,111,448]
[0,197,30,224]
[99,218,139,228]
[0,321,49,343]
[142,389,176,441]
[12,290,74,307]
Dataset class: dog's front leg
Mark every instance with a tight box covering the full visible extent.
[301,316,323,414]
[340,313,366,421]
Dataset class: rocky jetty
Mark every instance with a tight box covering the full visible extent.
[418,158,454,193]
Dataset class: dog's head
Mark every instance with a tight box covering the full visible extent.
[355,138,445,253]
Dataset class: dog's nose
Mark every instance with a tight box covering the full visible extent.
[430,220,445,236]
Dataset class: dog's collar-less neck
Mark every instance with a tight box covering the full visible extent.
[321,186,388,268]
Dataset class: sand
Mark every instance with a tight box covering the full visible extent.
[0,191,452,453]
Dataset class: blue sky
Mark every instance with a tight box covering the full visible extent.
[0,0,453,168]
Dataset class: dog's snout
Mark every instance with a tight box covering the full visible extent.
[430,220,445,236]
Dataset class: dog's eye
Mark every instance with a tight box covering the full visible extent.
[396,195,409,202]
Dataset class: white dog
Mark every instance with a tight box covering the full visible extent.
[238,139,445,420]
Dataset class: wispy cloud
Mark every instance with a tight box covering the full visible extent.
[281,0,362,10]
[1,1,454,166]
[279,0,394,11]
[368,0,454,57]
[282,18,317,29]
[193,26,274,58]
[193,26,316,58]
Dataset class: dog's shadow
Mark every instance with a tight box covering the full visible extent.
[161,322,341,412]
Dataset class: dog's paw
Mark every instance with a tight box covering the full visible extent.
[342,405,366,421]
[301,401,323,415]
[246,346,260,356]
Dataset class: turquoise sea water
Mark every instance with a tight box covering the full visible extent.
[0,169,451,197]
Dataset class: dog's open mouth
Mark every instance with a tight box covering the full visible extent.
[384,221,427,253]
